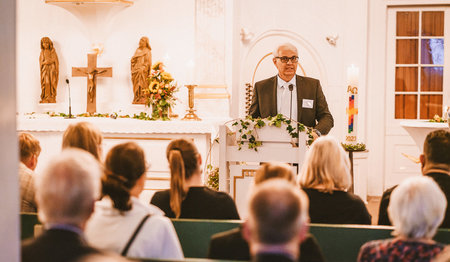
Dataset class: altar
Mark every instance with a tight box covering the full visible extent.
[17,115,229,203]
[400,120,449,152]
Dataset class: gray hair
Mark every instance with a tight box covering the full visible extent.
[36,148,102,225]
[388,176,447,239]
[272,43,298,57]
[248,179,309,244]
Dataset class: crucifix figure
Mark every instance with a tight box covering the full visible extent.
[72,53,112,113]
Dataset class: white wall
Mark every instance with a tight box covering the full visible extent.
[0,0,19,260]
[17,0,197,116]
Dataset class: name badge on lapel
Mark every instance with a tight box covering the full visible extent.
[302,99,314,109]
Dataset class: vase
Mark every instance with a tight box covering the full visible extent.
[151,103,170,120]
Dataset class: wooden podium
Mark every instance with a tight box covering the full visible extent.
[218,122,308,217]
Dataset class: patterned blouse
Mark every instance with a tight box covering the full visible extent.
[357,238,445,262]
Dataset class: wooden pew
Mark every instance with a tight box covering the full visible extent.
[20,212,40,240]
[171,219,450,261]
[21,214,450,262]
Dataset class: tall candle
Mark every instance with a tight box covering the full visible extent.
[347,64,359,86]
[186,60,195,84]
[346,65,359,144]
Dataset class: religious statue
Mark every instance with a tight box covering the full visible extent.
[131,36,152,104]
[39,37,59,103]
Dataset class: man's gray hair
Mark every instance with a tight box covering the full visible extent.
[248,179,309,244]
[36,148,102,225]
[388,176,447,239]
[273,43,298,57]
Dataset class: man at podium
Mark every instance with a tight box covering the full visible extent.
[249,43,334,138]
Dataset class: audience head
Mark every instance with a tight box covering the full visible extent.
[299,136,351,193]
[244,179,309,257]
[254,162,296,185]
[36,148,101,227]
[62,122,103,161]
[420,130,450,170]
[102,142,147,212]
[388,176,447,239]
[18,132,41,170]
[166,138,201,218]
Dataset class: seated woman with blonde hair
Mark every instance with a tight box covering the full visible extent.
[85,142,183,259]
[299,136,371,224]
[151,138,239,219]
[358,176,447,261]
[62,122,103,161]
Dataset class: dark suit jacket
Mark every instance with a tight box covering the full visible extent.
[207,227,325,262]
[252,253,296,262]
[378,171,450,228]
[249,75,333,135]
[21,228,102,262]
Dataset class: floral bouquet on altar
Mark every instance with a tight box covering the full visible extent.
[145,62,179,120]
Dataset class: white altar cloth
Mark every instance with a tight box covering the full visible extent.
[17,114,229,135]
[400,120,448,152]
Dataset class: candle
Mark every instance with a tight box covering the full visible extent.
[186,60,195,84]
[347,64,359,86]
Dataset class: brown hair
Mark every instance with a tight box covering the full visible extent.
[19,133,41,161]
[254,162,296,185]
[423,130,450,165]
[102,142,146,212]
[166,138,200,218]
[62,122,103,160]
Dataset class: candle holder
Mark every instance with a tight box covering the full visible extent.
[182,84,201,121]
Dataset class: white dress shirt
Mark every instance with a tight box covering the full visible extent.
[277,75,297,121]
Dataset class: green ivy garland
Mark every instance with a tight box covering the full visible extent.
[205,164,219,191]
[341,142,366,152]
[231,114,313,152]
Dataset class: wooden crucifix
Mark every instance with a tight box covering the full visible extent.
[72,53,112,113]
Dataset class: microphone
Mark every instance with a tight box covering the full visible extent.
[288,84,294,121]
[65,78,75,119]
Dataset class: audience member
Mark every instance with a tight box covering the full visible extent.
[358,176,447,261]
[62,122,103,161]
[208,162,325,262]
[18,132,41,212]
[299,136,371,224]
[243,179,310,262]
[85,142,183,259]
[378,129,450,228]
[150,138,239,219]
[21,149,103,262]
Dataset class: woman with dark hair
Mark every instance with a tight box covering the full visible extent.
[85,142,183,259]
[151,138,239,219]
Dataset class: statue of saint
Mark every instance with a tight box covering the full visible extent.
[39,37,59,103]
[131,37,152,104]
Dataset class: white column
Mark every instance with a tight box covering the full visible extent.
[0,0,20,261]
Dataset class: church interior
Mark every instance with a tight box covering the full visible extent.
[1,0,449,261]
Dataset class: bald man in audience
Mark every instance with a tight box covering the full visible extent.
[208,163,324,262]
[22,149,104,262]
[18,132,41,212]
[378,129,450,228]
[242,179,310,262]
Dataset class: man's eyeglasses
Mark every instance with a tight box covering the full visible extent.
[276,56,299,63]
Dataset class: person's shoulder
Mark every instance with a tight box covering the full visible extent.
[212,227,241,242]
[254,76,276,86]
[202,187,234,201]
[151,189,170,201]
[298,75,320,84]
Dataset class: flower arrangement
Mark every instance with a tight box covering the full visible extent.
[145,62,178,120]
